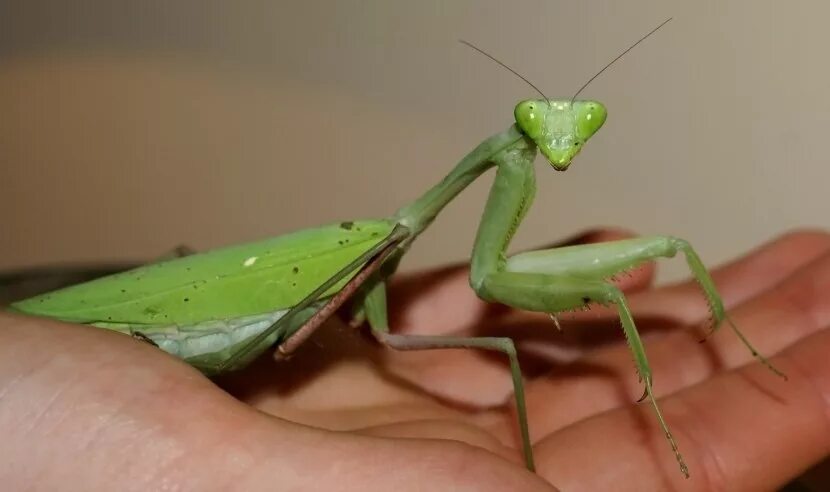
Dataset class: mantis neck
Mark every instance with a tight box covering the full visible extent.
[393,124,530,237]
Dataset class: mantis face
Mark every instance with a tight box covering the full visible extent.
[514,99,607,171]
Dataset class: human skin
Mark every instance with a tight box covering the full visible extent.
[1,228,830,491]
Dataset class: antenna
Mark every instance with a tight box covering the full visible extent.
[459,39,550,103]
[571,17,673,102]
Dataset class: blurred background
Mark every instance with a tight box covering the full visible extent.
[1,0,828,279]
[1,1,829,487]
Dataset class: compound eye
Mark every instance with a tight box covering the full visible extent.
[514,100,544,139]
[575,101,607,140]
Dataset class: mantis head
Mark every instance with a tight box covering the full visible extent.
[514,99,607,171]
[462,18,670,171]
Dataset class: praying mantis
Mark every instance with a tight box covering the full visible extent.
[7,18,786,478]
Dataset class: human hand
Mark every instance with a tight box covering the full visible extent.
[2,229,829,491]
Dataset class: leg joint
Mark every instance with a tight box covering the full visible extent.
[668,236,690,253]
[600,283,624,305]
[494,337,517,357]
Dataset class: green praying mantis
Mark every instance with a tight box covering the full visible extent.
[7,19,785,478]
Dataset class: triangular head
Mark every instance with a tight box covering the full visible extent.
[514,99,607,171]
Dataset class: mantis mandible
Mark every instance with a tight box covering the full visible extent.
[8,18,785,478]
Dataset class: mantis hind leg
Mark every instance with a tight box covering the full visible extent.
[361,280,536,472]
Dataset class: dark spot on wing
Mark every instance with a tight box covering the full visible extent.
[340,221,354,230]
[184,298,190,302]
[582,296,591,304]
[292,266,299,274]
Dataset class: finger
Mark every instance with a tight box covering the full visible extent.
[357,418,525,467]
[522,247,830,437]
[627,229,830,324]
[307,434,558,491]
[533,327,830,492]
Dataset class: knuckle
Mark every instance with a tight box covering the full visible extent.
[776,228,830,250]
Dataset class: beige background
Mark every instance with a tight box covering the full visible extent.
[1,0,827,282]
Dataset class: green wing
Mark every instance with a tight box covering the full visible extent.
[11,220,395,325]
